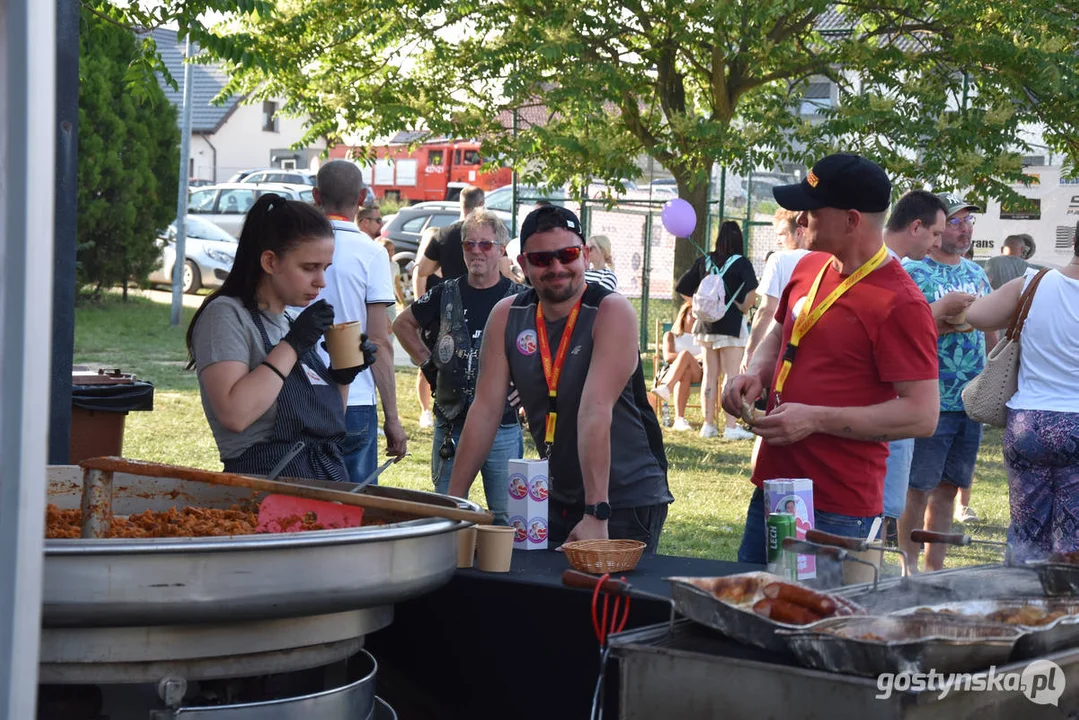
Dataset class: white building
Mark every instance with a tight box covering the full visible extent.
[151,28,325,182]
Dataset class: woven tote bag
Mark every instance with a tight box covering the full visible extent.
[961,268,1049,426]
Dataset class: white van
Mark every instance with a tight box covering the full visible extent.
[972,165,1078,269]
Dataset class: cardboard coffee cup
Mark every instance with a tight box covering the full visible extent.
[842,543,884,586]
[324,321,364,369]
[475,525,515,572]
[457,526,478,569]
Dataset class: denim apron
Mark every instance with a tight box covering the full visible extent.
[222,309,348,481]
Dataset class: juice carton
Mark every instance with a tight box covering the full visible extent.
[762,478,815,580]
[506,459,549,550]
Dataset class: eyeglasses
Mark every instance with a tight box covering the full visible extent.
[463,240,502,252]
[947,215,976,227]
[522,245,584,267]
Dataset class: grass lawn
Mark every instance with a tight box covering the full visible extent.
[74,294,1010,569]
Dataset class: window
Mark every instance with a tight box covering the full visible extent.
[428,150,444,166]
[219,189,258,214]
[462,150,482,165]
[263,101,278,132]
[401,216,428,233]
[188,189,216,213]
[280,158,297,170]
[1021,155,1046,167]
[426,213,458,230]
[454,150,461,165]
[299,189,315,203]
[800,81,835,115]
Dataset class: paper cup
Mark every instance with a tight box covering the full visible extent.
[456,526,478,569]
[842,543,884,586]
[324,321,364,369]
[475,525,515,572]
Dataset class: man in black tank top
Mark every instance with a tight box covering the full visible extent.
[447,206,672,553]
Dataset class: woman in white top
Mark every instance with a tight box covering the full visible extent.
[966,229,1079,562]
[584,234,619,291]
[650,302,704,431]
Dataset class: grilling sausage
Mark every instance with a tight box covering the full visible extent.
[762,582,838,616]
[711,576,759,604]
[753,598,823,625]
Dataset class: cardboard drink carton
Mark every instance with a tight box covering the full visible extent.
[762,478,815,579]
[507,459,549,550]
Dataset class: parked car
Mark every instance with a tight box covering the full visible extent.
[148,216,237,294]
[228,168,317,186]
[483,184,568,213]
[379,203,512,261]
[187,182,315,237]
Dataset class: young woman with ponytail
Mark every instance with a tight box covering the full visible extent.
[185,194,375,481]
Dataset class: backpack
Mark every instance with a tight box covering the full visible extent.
[693,254,742,324]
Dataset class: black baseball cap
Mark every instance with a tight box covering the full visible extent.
[519,205,585,248]
[773,153,892,213]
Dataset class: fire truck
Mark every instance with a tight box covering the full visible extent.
[328,138,511,203]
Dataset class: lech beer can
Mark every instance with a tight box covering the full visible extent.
[766,512,797,580]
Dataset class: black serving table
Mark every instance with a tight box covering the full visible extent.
[366,550,758,720]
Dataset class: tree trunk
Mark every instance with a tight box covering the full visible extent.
[671,179,709,293]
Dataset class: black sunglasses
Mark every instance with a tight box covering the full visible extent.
[522,245,584,267]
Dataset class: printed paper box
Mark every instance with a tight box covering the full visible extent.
[507,459,549,550]
[762,478,816,580]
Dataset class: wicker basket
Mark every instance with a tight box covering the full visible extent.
[562,539,646,574]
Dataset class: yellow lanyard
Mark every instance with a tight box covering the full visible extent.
[774,244,889,394]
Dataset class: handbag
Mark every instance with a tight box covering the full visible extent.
[961,268,1049,427]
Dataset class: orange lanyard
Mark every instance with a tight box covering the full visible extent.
[536,296,584,444]
[326,213,352,222]
[774,244,889,394]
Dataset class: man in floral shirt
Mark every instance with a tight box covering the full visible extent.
[898,193,998,572]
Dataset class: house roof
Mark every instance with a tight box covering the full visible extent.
[146,28,243,134]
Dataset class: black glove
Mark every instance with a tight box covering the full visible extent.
[284,300,335,356]
[324,334,378,385]
[420,357,438,388]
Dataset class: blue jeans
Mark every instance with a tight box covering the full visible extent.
[433,420,523,526]
[738,487,881,565]
[343,405,379,485]
[883,438,915,518]
[909,411,982,492]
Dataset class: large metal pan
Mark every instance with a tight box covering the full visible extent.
[666,573,861,655]
[890,597,1079,659]
[44,466,478,627]
[1027,559,1079,597]
[777,615,1023,677]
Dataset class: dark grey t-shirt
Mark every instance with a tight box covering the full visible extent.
[503,285,672,509]
[191,296,291,460]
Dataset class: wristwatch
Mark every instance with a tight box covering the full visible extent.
[584,501,611,521]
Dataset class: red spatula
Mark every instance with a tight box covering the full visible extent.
[256,453,407,532]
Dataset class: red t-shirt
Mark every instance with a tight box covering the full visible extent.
[751,252,938,517]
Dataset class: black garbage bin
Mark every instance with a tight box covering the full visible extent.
[70,368,154,463]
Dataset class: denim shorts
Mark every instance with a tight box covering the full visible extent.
[908,411,982,492]
[882,438,915,518]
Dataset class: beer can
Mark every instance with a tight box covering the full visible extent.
[766,512,797,579]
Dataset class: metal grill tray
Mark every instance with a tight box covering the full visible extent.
[1028,560,1079,596]
[667,572,852,655]
[889,597,1079,659]
[776,615,1023,677]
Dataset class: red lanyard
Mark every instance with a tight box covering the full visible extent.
[535,296,583,444]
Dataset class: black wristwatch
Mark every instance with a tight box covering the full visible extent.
[584,501,611,521]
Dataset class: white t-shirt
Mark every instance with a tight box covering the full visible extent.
[758,249,811,299]
[672,332,703,358]
[1007,268,1079,413]
[316,220,396,407]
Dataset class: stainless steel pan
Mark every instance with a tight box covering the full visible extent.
[776,615,1023,677]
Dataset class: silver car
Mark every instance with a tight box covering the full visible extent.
[187,182,315,237]
[148,216,237,294]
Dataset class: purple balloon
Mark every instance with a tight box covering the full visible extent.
[661,198,696,237]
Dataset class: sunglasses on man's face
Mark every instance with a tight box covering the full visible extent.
[463,240,501,252]
[522,245,584,267]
